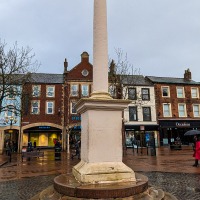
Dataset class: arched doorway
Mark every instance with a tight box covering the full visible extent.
[4,128,19,152]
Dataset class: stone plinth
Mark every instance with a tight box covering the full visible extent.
[73,98,136,184]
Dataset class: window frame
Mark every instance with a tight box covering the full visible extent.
[5,104,15,118]
[161,86,170,97]
[176,87,185,98]
[191,87,199,98]
[32,85,41,97]
[128,88,137,100]
[31,100,40,115]
[178,103,187,117]
[129,106,138,121]
[163,103,172,117]
[71,84,78,96]
[46,101,54,114]
[193,104,200,117]
[109,85,116,97]
[71,101,77,114]
[46,85,55,97]
[7,86,16,100]
[142,107,152,121]
[141,88,150,101]
[81,84,89,97]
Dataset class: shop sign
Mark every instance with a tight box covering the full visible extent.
[38,126,51,129]
[176,122,190,127]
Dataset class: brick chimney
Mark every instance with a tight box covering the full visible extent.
[64,58,68,73]
[184,68,192,81]
[81,52,89,62]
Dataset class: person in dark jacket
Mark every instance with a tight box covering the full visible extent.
[71,140,80,160]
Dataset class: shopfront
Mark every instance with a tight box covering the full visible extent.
[125,125,159,148]
[22,125,62,148]
[159,120,200,146]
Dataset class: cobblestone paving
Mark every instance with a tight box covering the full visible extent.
[0,172,200,200]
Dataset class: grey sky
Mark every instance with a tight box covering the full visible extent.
[1,0,200,81]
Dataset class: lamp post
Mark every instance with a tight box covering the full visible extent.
[5,116,17,162]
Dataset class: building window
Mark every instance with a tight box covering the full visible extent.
[32,85,41,97]
[161,86,170,97]
[143,107,151,121]
[81,85,89,97]
[193,104,200,117]
[163,103,171,117]
[109,85,116,97]
[31,101,40,114]
[178,103,186,117]
[177,87,185,98]
[46,101,54,114]
[129,106,137,121]
[7,86,16,99]
[141,88,150,100]
[46,86,55,97]
[6,105,15,117]
[191,88,199,98]
[71,84,78,96]
[71,102,77,114]
[128,88,137,100]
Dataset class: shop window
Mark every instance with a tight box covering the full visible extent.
[71,84,78,96]
[141,88,150,100]
[163,103,171,117]
[177,87,185,98]
[46,101,54,114]
[161,86,170,97]
[178,103,186,117]
[46,86,55,97]
[142,107,151,121]
[81,85,89,97]
[129,106,137,121]
[128,88,137,100]
[71,102,77,114]
[32,85,41,97]
[193,104,200,117]
[191,88,199,98]
[31,101,40,114]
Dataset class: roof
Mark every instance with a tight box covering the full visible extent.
[28,73,64,84]
[146,76,200,85]
[121,75,153,86]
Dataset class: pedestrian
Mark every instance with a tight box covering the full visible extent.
[193,136,200,167]
[71,140,80,160]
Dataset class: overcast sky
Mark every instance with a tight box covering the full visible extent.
[1,0,200,81]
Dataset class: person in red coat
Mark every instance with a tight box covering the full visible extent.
[193,136,200,167]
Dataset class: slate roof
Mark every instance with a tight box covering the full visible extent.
[28,73,64,84]
[121,75,153,86]
[146,76,200,85]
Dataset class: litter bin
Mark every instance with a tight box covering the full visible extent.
[55,147,61,160]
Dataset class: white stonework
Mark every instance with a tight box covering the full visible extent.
[72,0,136,184]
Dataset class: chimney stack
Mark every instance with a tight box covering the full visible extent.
[109,59,116,75]
[64,58,68,73]
[81,52,89,62]
[184,68,192,81]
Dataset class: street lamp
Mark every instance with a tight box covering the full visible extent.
[4,115,18,162]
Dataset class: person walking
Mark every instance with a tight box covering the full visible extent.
[193,136,200,167]
[71,140,80,160]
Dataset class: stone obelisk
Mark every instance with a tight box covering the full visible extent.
[72,0,136,183]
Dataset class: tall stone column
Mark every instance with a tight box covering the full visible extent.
[72,0,136,183]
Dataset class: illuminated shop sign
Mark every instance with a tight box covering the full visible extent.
[38,126,51,129]
[176,122,190,127]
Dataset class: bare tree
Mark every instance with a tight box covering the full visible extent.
[109,48,141,99]
[0,40,39,115]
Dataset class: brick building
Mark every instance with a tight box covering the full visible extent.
[20,73,64,150]
[146,69,200,146]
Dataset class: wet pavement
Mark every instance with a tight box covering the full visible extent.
[0,146,200,200]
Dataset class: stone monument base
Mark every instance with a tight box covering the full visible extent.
[29,173,177,200]
[72,160,136,184]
